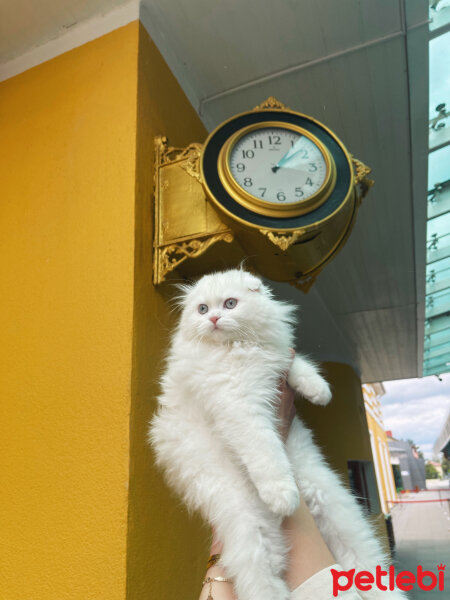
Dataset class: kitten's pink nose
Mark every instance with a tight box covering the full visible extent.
[210,315,220,325]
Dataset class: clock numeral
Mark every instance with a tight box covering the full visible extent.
[277,191,286,202]
[308,162,317,172]
[236,163,245,172]
[295,187,304,197]
[259,187,267,198]
[242,149,254,159]
[244,177,253,187]
[300,150,309,159]
[253,140,263,149]
[268,135,281,145]
[305,177,313,186]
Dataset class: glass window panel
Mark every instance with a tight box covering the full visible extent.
[426,286,450,304]
[427,210,450,237]
[429,31,450,128]
[425,339,450,355]
[424,360,449,373]
[428,182,450,219]
[427,258,450,277]
[424,347,448,359]
[425,289,450,320]
[423,353,450,369]
[426,232,450,260]
[429,2,450,31]
[428,144,450,189]
[425,22,450,375]
[426,269,450,297]
[423,366,449,376]
[425,327,450,347]
[426,255,450,279]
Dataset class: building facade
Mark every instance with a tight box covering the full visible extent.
[362,383,398,514]
[387,435,426,491]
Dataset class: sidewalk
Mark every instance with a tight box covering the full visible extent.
[391,488,450,598]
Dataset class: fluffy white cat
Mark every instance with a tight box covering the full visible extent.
[149,269,407,600]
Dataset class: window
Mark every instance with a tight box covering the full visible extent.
[347,460,381,514]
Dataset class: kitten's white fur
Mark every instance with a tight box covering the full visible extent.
[149,269,407,600]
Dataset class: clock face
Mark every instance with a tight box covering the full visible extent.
[202,111,344,224]
[228,126,328,205]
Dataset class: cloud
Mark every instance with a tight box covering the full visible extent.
[381,373,450,404]
[380,376,450,459]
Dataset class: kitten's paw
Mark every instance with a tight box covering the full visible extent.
[301,377,332,406]
[258,478,300,516]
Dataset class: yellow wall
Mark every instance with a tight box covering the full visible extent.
[363,385,398,513]
[0,20,210,600]
[0,24,138,600]
[367,412,394,511]
[298,363,373,475]
[126,24,208,600]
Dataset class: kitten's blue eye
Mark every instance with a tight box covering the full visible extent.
[224,298,238,309]
[198,304,208,314]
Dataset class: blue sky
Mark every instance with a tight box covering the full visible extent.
[380,374,450,460]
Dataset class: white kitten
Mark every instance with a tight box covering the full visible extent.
[149,269,407,600]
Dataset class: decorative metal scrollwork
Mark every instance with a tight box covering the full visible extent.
[254,96,288,111]
[259,229,307,251]
[158,233,234,282]
[156,136,203,181]
[351,156,374,201]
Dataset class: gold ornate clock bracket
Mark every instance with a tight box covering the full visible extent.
[153,136,234,285]
[155,136,203,180]
[351,156,374,202]
[259,229,308,251]
[156,232,235,284]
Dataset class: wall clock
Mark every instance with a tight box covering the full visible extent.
[153,97,373,291]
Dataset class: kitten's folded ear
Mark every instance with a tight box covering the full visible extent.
[244,272,264,293]
[248,280,273,296]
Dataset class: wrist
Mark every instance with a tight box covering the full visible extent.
[206,564,228,578]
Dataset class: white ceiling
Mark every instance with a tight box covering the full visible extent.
[0,0,130,61]
[0,0,430,382]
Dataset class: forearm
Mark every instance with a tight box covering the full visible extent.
[198,493,335,600]
[283,494,335,590]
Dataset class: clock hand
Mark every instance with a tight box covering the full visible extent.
[272,136,306,173]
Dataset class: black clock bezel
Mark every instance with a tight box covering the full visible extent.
[201,110,352,231]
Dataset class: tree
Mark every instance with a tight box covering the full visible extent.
[442,456,449,477]
[425,462,439,479]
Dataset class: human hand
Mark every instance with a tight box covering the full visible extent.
[209,526,223,555]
